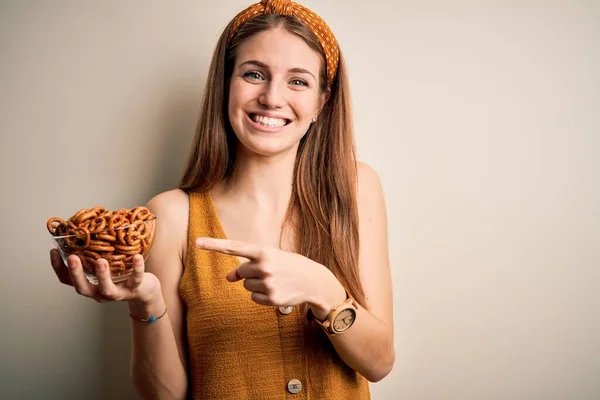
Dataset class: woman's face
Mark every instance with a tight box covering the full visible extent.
[228,28,328,158]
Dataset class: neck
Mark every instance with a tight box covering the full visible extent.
[220,146,298,213]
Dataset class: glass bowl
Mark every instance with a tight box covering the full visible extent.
[49,215,156,284]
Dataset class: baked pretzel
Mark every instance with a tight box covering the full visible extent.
[47,206,156,278]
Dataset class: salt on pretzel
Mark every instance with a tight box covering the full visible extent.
[47,206,156,277]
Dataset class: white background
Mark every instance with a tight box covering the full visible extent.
[1,1,598,399]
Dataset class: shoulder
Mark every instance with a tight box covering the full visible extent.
[145,189,190,250]
[356,161,387,225]
[143,188,190,271]
[146,188,189,223]
[357,161,385,202]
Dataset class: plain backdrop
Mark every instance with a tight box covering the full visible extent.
[1,1,598,399]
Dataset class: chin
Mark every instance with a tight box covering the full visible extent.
[238,139,301,158]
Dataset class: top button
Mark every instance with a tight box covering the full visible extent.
[287,378,302,394]
[278,306,293,315]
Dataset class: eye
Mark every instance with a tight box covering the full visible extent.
[290,78,308,87]
[243,71,264,81]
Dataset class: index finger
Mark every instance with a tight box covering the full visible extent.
[195,237,263,260]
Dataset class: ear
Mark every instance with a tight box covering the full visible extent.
[317,88,331,115]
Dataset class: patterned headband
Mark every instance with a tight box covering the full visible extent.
[227,0,339,86]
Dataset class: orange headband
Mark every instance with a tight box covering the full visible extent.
[227,0,339,86]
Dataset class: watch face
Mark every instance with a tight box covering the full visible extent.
[333,308,356,333]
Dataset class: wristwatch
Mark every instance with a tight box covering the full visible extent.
[313,293,358,335]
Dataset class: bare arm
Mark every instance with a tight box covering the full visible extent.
[49,189,191,398]
[310,162,395,382]
[129,189,190,399]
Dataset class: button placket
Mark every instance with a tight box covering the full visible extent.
[275,306,307,398]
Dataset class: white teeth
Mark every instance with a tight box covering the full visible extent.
[252,114,287,127]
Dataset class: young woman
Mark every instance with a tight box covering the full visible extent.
[50,1,394,398]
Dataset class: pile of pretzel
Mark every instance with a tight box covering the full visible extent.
[47,206,156,276]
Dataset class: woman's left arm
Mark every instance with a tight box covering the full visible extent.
[308,162,395,382]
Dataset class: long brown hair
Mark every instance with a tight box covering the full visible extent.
[179,14,366,308]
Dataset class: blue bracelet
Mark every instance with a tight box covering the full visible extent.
[129,307,168,324]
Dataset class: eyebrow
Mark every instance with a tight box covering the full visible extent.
[238,60,317,81]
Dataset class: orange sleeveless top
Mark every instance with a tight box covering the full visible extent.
[179,190,371,399]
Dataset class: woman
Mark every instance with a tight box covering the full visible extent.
[50,1,394,398]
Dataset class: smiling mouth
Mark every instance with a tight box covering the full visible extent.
[248,113,292,128]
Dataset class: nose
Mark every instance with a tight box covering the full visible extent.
[258,81,286,109]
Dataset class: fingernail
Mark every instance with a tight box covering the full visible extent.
[195,238,203,247]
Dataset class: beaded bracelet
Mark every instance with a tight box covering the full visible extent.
[129,307,167,324]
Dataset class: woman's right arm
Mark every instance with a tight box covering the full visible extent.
[50,189,190,400]
[129,190,189,399]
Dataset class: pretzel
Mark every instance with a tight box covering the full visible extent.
[47,206,156,279]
